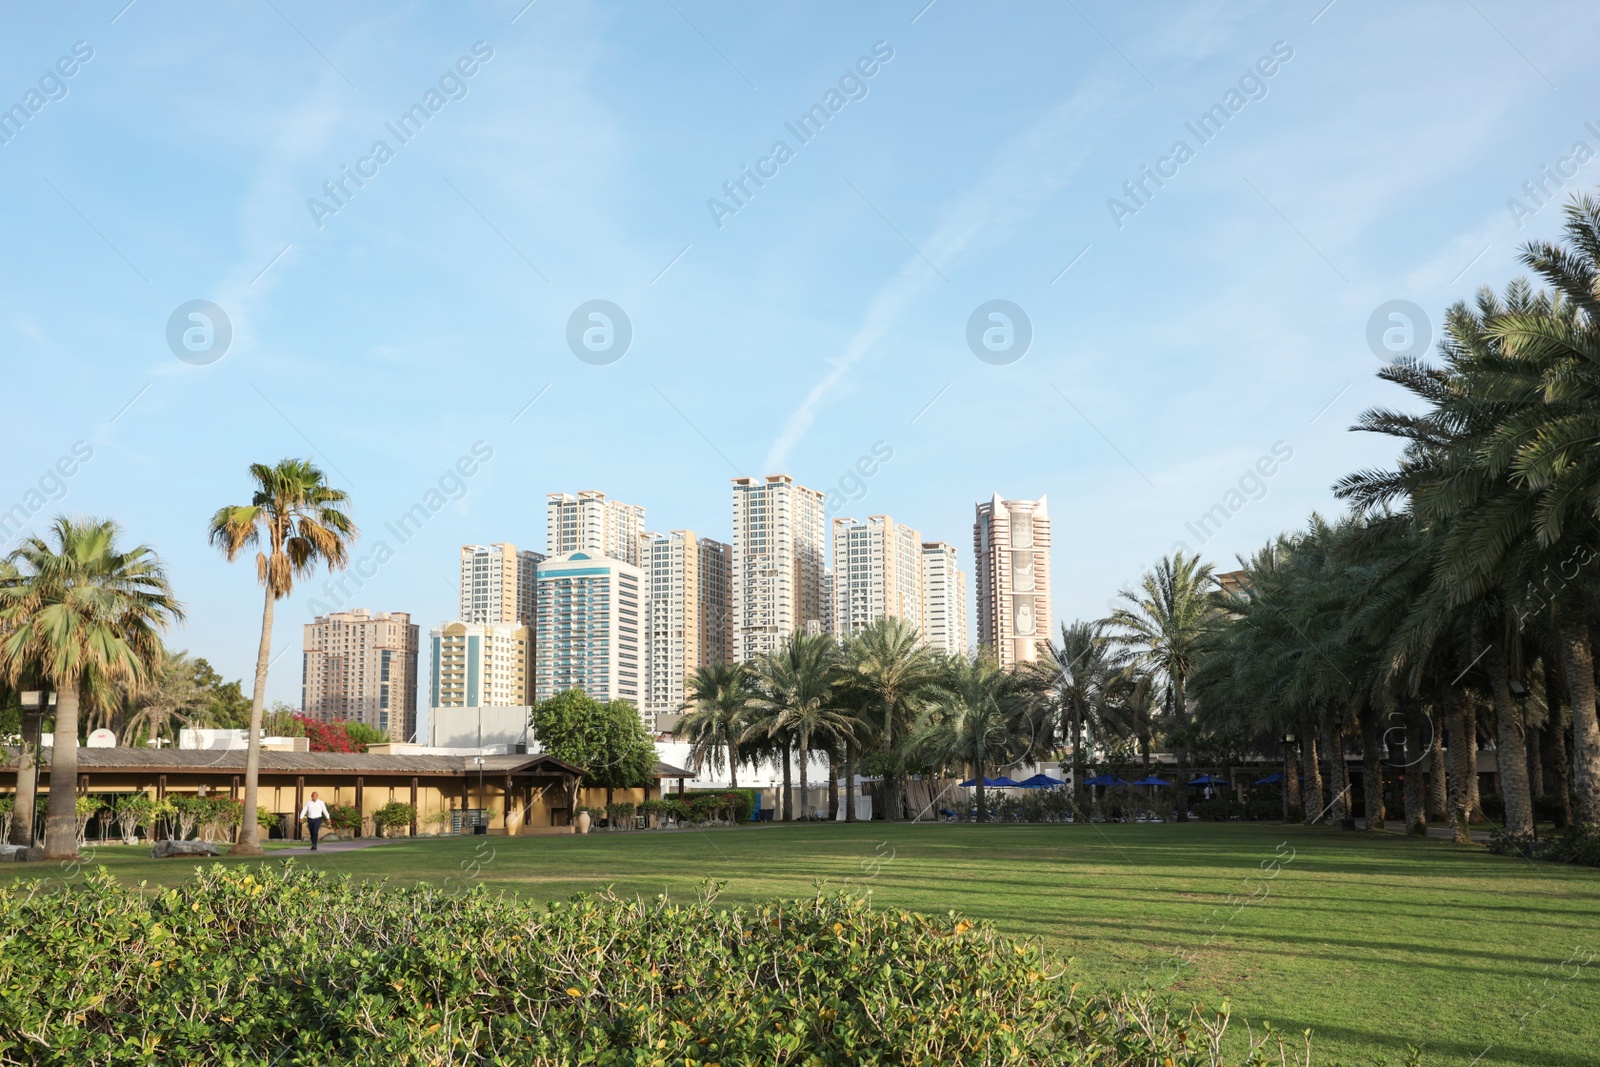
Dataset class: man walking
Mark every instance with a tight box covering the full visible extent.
[299,791,330,851]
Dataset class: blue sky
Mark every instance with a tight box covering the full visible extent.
[3,0,1598,707]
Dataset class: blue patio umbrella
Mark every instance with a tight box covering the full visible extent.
[1131,775,1171,787]
[1188,774,1228,786]
[959,776,1017,787]
[990,775,1020,787]
[1081,774,1129,787]
[1015,773,1066,789]
[1254,772,1284,785]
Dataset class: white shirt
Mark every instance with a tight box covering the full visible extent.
[300,799,330,820]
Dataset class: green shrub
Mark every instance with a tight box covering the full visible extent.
[1479,792,1505,821]
[603,801,636,829]
[371,802,415,837]
[1194,798,1243,822]
[326,803,362,837]
[1542,822,1600,867]
[0,864,1406,1067]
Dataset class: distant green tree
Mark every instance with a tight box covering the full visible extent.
[344,721,388,751]
[531,690,657,809]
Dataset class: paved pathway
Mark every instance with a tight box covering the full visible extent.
[271,838,397,857]
[1378,819,1494,843]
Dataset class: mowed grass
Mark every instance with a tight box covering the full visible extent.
[13,822,1600,1067]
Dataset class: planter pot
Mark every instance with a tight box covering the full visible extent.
[575,811,592,835]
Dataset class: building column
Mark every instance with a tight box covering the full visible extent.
[410,776,418,837]
[294,776,305,841]
[230,775,240,800]
[504,773,514,833]
[157,774,167,801]
[355,776,364,833]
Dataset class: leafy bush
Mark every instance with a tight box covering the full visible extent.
[326,803,362,838]
[603,801,635,829]
[1194,798,1243,822]
[0,864,1407,1067]
[112,795,151,845]
[372,802,415,837]
[1542,822,1600,867]
[0,797,13,844]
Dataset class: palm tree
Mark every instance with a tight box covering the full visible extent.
[844,618,936,823]
[675,662,754,788]
[0,518,181,860]
[1103,551,1215,803]
[1046,620,1117,808]
[122,648,203,747]
[747,633,852,822]
[914,654,1030,822]
[210,459,356,856]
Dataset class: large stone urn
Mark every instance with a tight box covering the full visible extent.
[575,811,592,835]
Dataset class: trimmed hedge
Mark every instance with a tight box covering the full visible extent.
[0,864,1407,1067]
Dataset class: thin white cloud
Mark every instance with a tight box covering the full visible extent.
[763,79,1116,472]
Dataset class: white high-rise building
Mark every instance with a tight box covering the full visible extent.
[730,475,827,661]
[974,494,1053,668]
[644,531,731,725]
[459,543,542,626]
[920,541,969,658]
[534,551,645,708]
[831,515,924,639]
[429,620,532,710]
[546,491,646,567]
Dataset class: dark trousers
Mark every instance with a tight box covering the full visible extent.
[307,817,324,848]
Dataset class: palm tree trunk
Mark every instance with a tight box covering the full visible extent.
[1428,712,1449,822]
[1561,617,1600,824]
[43,686,82,861]
[781,741,792,822]
[1360,710,1385,830]
[1281,739,1295,823]
[1540,653,1569,827]
[728,737,739,790]
[1285,738,1301,813]
[1526,717,1544,798]
[9,709,41,847]
[1300,729,1323,825]
[798,737,810,821]
[1404,707,1427,835]
[845,740,858,823]
[1446,697,1473,844]
[233,585,276,857]
[1487,642,1534,837]
[1325,725,1350,825]
[826,747,838,822]
[975,765,987,823]
[1465,700,1482,819]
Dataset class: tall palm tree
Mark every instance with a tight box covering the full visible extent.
[747,632,851,822]
[0,518,181,860]
[675,662,754,788]
[845,618,936,823]
[914,655,1030,822]
[1103,551,1215,800]
[122,648,203,747]
[1047,620,1117,807]
[210,459,355,856]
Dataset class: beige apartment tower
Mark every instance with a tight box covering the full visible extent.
[428,621,532,709]
[302,609,420,741]
[974,494,1052,668]
[831,515,924,639]
[730,475,827,661]
[546,491,646,566]
[921,541,969,658]
[644,531,732,725]
[459,543,542,626]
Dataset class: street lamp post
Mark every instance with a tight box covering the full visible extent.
[473,755,486,834]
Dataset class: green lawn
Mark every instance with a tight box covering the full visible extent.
[16,822,1600,1067]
